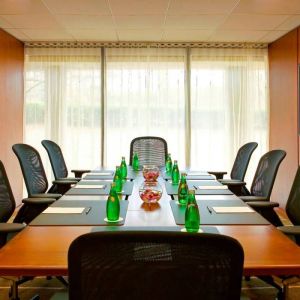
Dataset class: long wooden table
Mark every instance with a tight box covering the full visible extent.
[1,174,300,277]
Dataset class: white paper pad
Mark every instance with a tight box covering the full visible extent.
[81,179,112,182]
[74,185,106,189]
[212,206,254,213]
[197,185,228,190]
[42,207,85,214]
[87,172,113,176]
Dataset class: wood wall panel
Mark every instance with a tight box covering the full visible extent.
[0,29,24,203]
[269,29,299,207]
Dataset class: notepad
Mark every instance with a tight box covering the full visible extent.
[81,179,112,182]
[74,185,106,189]
[42,207,85,214]
[197,185,228,190]
[88,172,113,176]
[212,206,254,213]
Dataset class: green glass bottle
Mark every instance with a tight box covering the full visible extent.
[120,156,127,180]
[171,160,180,185]
[178,173,188,205]
[113,166,123,193]
[106,182,120,221]
[165,153,173,174]
[132,152,139,171]
[185,190,200,233]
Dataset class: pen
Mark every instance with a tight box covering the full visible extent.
[207,206,212,214]
[85,207,91,215]
[193,185,198,190]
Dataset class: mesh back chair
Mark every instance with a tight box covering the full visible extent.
[68,231,244,300]
[240,150,286,205]
[42,140,90,179]
[12,144,66,198]
[250,166,300,245]
[129,136,168,168]
[0,160,25,247]
[209,142,258,182]
[0,160,55,300]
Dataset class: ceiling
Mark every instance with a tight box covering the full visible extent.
[1,0,300,43]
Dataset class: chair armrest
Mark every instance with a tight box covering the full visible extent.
[207,171,227,180]
[247,201,279,209]
[71,169,90,178]
[57,177,81,182]
[221,180,246,187]
[240,196,268,202]
[29,193,62,200]
[0,223,25,233]
[22,198,56,205]
[277,226,300,236]
[53,179,78,185]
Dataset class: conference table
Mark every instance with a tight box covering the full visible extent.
[1,168,300,280]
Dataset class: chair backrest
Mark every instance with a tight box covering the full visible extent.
[286,166,300,226]
[68,231,244,300]
[0,160,16,222]
[230,142,258,181]
[250,150,286,199]
[12,144,48,196]
[42,140,68,180]
[129,136,168,167]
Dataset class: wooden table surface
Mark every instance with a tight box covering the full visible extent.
[1,174,300,277]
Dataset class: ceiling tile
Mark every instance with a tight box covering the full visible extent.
[233,0,300,15]
[276,15,300,31]
[209,30,268,42]
[165,15,227,29]
[55,15,114,29]
[220,14,289,30]
[67,29,118,41]
[3,28,31,41]
[0,16,13,28]
[0,14,62,29]
[109,0,169,15]
[43,0,110,15]
[117,29,163,41]
[114,15,165,29]
[168,0,239,15]
[163,29,213,41]
[259,30,289,42]
[0,0,49,14]
[22,28,75,40]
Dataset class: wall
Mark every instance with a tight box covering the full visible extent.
[0,29,24,203]
[269,29,299,207]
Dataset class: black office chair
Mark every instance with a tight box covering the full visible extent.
[0,160,54,235]
[209,142,258,181]
[68,231,244,300]
[236,150,286,204]
[12,143,74,197]
[249,166,300,242]
[42,140,90,180]
[0,160,55,300]
[129,136,168,168]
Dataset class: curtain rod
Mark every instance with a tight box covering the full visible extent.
[25,41,268,49]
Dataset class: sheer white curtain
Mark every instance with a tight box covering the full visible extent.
[190,48,269,183]
[25,48,102,179]
[105,48,187,167]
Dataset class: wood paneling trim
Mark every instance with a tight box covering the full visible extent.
[269,29,299,207]
[0,29,24,203]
